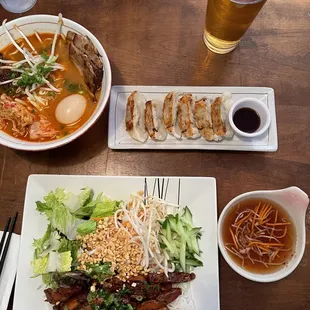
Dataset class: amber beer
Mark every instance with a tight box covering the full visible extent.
[204,0,267,54]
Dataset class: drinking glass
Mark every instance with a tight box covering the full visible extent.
[1,0,37,13]
[204,0,267,54]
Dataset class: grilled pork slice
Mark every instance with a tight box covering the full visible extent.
[156,288,182,304]
[67,31,103,96]
[147,272,196,283]
[137,300,167,310]
[44,286,82,304]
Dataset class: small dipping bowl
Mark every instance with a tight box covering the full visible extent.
[218,187,309,282]
[229,98,271,138]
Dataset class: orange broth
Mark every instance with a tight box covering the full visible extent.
[222,198,295,274]
[0,33,98,141]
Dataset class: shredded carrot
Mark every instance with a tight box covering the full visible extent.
[123,221,131,228]
[266,222,291,226]
[261,217,272,225]
[251,203,260,237]
[275,226,288,239]
[260,204,272,223]
[229,227,238,249]
[92,217,104,221]
[248,241,285,247]
[226,201,292,268]
[270,210,278,239]
[257,245,270,252]
[236,212,252,228]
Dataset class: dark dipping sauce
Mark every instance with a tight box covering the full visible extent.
[233,108,261,133]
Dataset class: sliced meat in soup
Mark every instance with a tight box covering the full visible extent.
[67,31,103,96]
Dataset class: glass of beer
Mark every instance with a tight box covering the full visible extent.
[204,0,267,54]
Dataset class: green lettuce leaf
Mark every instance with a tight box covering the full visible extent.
[74,192,108,218]
[77,220,97,236]
[32,255,49,276]
[91,200,120,219]
[46,251,72,273]
[78,187,94,207]
[58,239,81,264]
[33,225,61,259]
[42,273,57,290]
[36,188,83,240]
[57,251,72,272]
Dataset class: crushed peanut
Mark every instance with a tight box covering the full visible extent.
[78,216,147,281]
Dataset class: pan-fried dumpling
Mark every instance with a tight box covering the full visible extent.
[211,92,233,140]
[145,100,167,141]
[193,97,216,141]
[163,92,182,139]
[125,91,148,143]
[177,93,200,139]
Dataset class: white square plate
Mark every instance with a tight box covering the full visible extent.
[14,175,219,310]
[108,85,278,151]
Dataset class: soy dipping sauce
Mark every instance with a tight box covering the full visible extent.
[233,108,261,133]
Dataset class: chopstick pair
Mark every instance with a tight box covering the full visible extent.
[0,212,18,277]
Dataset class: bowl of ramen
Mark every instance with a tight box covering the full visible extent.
[218,187,309,282]
[0,14,111,150]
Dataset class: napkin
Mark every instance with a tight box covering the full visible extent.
[0,232,20,310]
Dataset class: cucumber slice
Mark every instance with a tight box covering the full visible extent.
[160,234,178,257]
[167,215,177,232]
[190,236,200,255]
[186,258,203,267]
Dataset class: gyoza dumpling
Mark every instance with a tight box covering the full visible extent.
[221,92,233,138]
[211,92,233,140]
[177,93,201,139]
[163,92,182,139]
[125,91,148,143]
[193,98,215,141]
[145,100,167,141]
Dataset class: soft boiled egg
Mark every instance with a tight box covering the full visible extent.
[55,94,87,125]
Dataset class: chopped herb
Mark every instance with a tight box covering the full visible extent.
[64,79,84,93]
[5,87,16,96]
[17,64,53,88]
[63,131,69,136]
[40,52,49,61]
[31,109,36,114]
[36,64,53,76]
[48,91,55,97]
[10,72,16,79]
[60,125,65,130]
[17,70,43,87]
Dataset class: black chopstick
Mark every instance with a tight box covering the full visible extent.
[0,217,11,257]
[0,212,18,277]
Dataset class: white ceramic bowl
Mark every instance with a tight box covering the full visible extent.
[218,187,309,282]
[0,14,111,151]
[228,98,271,138]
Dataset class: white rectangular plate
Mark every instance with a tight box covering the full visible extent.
[14,175,220,310]
[108,86,278,151]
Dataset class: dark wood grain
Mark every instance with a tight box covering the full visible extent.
[1,0,310,309]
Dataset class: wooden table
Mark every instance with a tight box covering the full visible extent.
[1,0,310,309]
